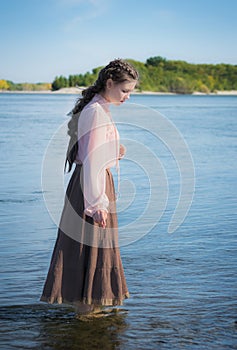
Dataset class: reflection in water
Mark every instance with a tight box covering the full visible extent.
[0,304,128,350]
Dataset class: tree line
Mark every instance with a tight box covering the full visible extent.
[1,57,237,94]
[51,56,237,94]
[0,80,51,91]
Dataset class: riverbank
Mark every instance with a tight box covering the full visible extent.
[1,87,237,95]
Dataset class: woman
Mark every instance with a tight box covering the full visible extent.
[40,59,138,316]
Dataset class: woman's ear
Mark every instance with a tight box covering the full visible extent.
[106,78,113,90]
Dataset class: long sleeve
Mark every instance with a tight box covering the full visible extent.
[77,102,119,217]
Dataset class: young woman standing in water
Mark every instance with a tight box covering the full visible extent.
[40,59,138,317]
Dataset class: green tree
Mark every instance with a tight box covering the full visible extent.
[146,56,166,67]
[169,77,194,94]
[52,76,68,90]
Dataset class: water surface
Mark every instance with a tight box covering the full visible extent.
[0,93,237,349]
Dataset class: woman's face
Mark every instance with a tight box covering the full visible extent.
[104,79,137,105]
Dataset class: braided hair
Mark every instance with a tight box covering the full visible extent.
[65,59,139,172]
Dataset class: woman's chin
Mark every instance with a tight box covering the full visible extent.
[112,101,123,106]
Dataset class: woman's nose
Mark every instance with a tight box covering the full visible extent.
[125,93,130,100]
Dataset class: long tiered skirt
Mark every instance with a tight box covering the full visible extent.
[40,165,129,306]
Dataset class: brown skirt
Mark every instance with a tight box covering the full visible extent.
[40,165,129,306]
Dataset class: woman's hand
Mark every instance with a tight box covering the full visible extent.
[119,144,126,160]
[93,210,108,229]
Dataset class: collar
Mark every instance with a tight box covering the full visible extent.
[92,93,110,113]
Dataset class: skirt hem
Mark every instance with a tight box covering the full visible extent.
[40,292,130,307]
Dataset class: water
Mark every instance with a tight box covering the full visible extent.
[0,93,237,349]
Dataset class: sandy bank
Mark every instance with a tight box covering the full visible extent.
[193,90,237,96]
[1,88,237,95]
[0,87,81,94]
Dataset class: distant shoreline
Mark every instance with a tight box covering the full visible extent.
[1,87,237,96]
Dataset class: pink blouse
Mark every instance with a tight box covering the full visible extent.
[75,94,119,217]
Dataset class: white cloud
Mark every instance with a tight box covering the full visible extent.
[59,0,108,29]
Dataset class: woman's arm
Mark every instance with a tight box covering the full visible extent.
[79,105,110,220]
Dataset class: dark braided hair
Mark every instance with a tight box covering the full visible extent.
[65,59,139,172]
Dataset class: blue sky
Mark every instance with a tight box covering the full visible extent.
[1,0,236,82]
